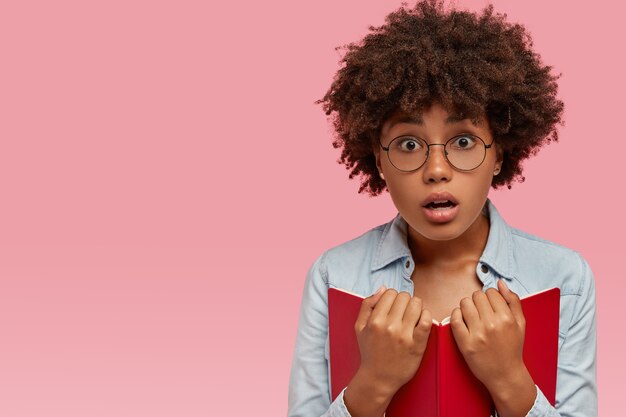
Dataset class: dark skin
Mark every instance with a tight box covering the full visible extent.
[343,103,536,417]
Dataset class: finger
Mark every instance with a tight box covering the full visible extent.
[485,287,509,315]
[402,296,423,330]
[497,279,525,323]
[354,285,386,331]
[450,307,469,346]
[413,307,432,341]
[459,295,480,331]
[368,288,399,323]
[388,291,411,322]
[371,285,387,303]
[471,290,495,321]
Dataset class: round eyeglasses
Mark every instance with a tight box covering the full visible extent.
[380,134,494,172]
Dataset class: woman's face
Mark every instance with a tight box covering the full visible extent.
[373,102,503,243]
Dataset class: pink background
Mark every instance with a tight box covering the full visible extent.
[0,0,621,415]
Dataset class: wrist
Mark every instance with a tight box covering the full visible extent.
[350,367,398,401]
[485,361,529,396]
[487,365,536,417]
[344,367,397,417]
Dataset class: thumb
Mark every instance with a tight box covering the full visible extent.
[497,279,514,301]
[371,285,387,300]
[366,285,387,308]
[355,285,386,331]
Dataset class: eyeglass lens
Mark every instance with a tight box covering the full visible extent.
[386,135,487,171]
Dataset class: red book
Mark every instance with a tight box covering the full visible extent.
[328,287,560,417]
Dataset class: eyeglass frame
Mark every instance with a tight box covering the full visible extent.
[379,133,495,172]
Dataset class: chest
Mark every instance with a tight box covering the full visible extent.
[410,265,485,323]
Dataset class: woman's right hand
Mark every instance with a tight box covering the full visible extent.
[354,286,433,395]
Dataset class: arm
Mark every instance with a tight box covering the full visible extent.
[287,254,430,417]
[452,254,597,417]
[288,254,395,417]
[287,253,352,417]
[519,254,597,417]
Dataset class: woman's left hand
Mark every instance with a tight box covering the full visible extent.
[450,279,528,394]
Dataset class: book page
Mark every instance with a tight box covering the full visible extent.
[330,285,557,326]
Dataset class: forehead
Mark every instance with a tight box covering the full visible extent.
[385,112,467,127]
[382,107,486,132]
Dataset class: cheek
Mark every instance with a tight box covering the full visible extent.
[384,175,419,209]
[474,151,498,182]
[471,168,496,194]
[479,166,496,184]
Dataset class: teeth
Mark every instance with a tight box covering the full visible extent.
[426,200,455,209]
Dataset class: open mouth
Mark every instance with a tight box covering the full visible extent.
[424,201,457,210]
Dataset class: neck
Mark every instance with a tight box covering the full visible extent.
[407,211,490,269]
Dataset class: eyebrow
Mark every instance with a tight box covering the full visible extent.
[388,113,467,128]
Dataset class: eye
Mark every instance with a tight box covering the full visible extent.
[449,135,478,150]
[395,137,423,152]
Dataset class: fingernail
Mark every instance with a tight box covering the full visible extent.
[375,285,386,295]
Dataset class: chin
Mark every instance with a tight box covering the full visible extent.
[410,220,469,242]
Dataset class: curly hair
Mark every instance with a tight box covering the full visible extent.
[315,0,564,196]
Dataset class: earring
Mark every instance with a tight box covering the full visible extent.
[379,171,385,180]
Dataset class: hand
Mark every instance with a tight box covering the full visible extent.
[353,286,433,395]
[450,279,528,393]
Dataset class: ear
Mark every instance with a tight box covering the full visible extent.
[371,135,383,173]
[373,146,382,171]
[495,142,504,171]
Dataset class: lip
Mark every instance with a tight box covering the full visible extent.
[422,204,460,223]
[421,191,460,224]
[421,191,459,207]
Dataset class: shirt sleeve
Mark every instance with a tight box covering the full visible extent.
[516,254,598,417]
[287,252,354,417]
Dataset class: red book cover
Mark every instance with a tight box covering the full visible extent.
[328,287,560,417]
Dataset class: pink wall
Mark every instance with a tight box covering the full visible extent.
[0,0,620,415]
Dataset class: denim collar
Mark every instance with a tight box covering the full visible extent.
[370,198,515,280]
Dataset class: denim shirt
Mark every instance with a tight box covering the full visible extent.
[287,199,597,417]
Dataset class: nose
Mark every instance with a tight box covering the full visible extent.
[422,144,452,183]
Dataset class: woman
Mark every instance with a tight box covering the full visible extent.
[287,1,597,416]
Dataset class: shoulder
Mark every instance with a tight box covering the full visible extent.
[309,219,391,291]
[509,226,579,260]
[325,223,386,265]
[509,226,594,297]
[485,196,597,350]
[505,225,596,348]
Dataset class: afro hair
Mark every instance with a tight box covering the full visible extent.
[315,0,564,195]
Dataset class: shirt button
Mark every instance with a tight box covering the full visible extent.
[405,260,411,269]
[480,264,489,274]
